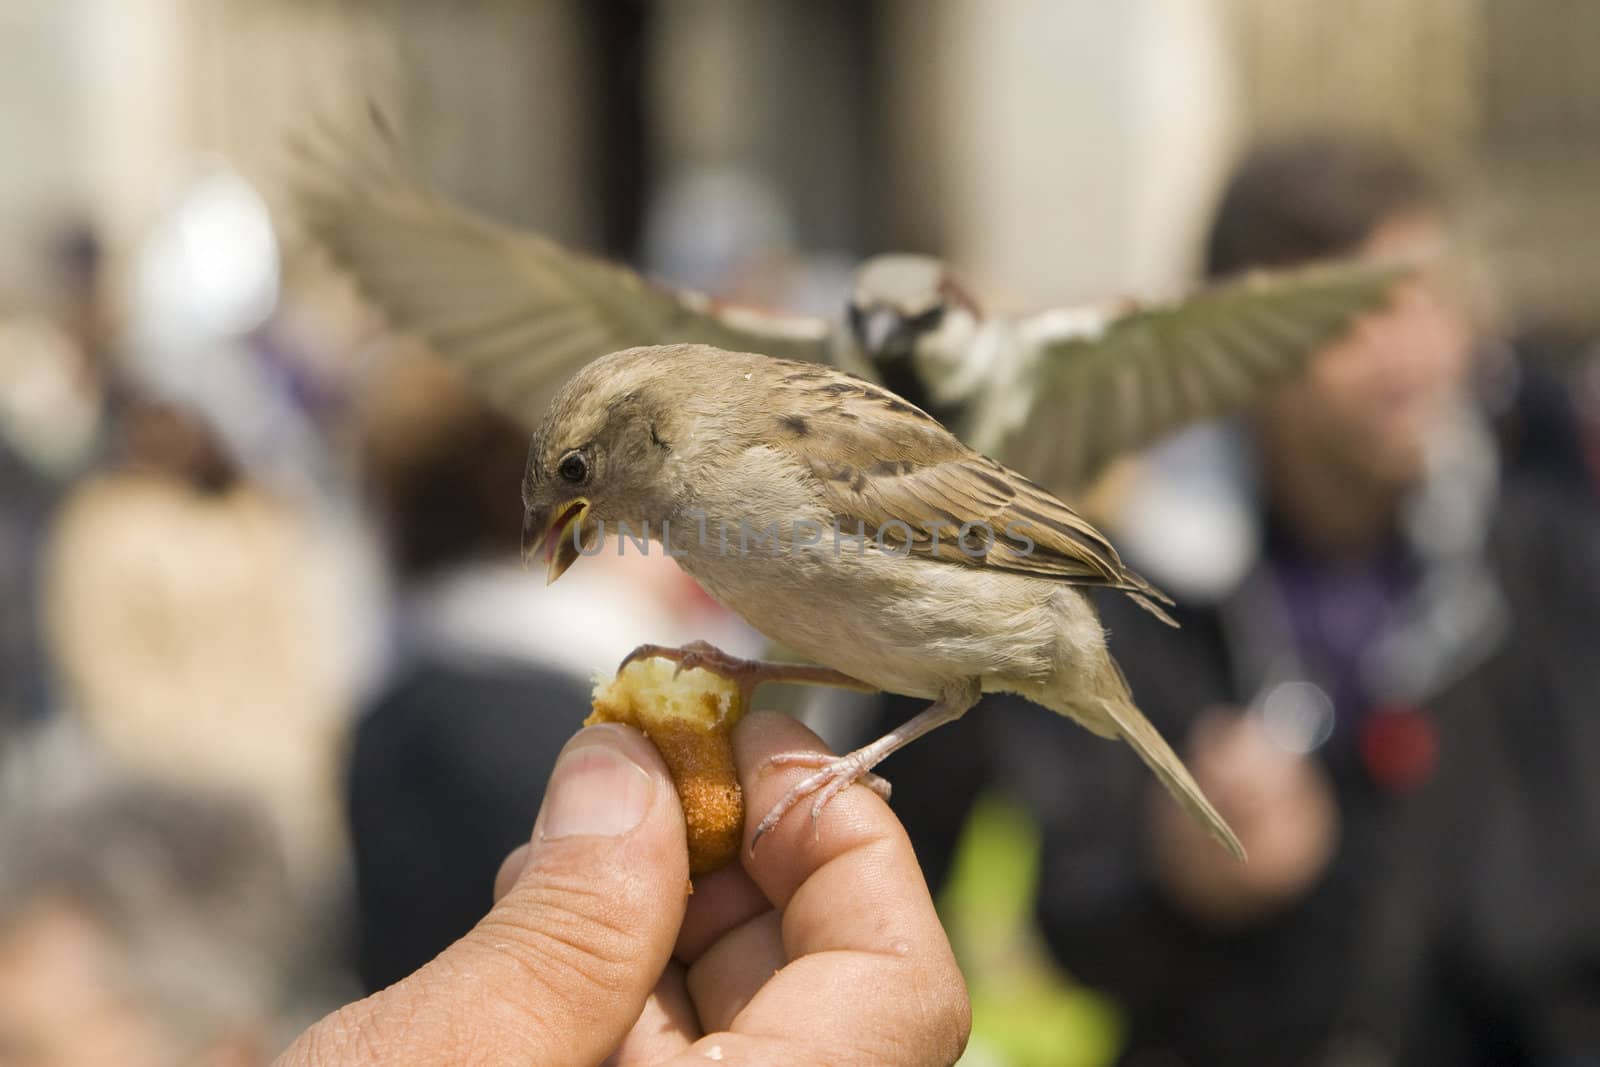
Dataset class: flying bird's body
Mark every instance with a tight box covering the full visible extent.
[522,343,1243,857]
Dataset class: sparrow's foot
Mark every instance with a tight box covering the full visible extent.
[753,749,890,848]
[618,641,874,709]
[766,753,893,801]
[751,681,981,850]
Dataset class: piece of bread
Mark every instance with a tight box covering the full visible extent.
[587,658,746,875]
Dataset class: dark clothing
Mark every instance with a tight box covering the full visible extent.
[877,476,1600,1065]
[0,441,60,735]
[345,658,589,991]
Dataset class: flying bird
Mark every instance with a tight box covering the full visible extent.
[521,343,1245,856]
[293,119,1410,495]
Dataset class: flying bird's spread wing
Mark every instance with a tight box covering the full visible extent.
[988,261,1412,492]
[769,365,1175,621]
[293,121,833,430]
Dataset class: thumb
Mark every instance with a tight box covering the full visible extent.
[281,724,689,1067]
[468,723,690,1062]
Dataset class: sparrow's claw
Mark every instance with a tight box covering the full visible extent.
[766,753,891,801]
[751,686,977,849]
[616,642,874,708]
[807,770,867,839]
[618,641,725,675]
[752,751,890,850]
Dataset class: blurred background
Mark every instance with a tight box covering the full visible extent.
[1,2,1597,1065]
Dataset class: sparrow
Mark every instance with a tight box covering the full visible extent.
[521,342,1245,859]
[294,116,1408,495]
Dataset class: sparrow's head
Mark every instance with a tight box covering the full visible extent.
[520,348,683,583]
[847,254,980,360]
[846,255,981,414]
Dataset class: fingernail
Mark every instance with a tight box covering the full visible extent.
[540,739,653,840]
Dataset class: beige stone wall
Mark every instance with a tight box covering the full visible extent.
[0,0,598,308]
[0,4,89,306]
[1228,0,1600,330]
[879,0,1237,309]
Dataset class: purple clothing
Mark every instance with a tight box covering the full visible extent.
[1263,517,1408,730]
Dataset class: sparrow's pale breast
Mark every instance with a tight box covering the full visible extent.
[671,528,1076,701]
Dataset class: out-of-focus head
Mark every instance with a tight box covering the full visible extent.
[1208,133,1471,491]
[847,254,981,368]
[360,355,530,584]
[119,400,238,494]
[0,782,300,1067]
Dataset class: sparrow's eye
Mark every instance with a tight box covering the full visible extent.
[557,451,588,485]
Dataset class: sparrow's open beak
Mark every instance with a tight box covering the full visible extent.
[521,498,591,585]
[858,308,911,358]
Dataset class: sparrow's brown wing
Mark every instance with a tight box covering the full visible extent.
[293,123,833,430]
[770,368,1174,621]
[985,260,1412,492]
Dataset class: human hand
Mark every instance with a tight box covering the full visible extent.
[1147,707,1339,927]
[277,713,969,1066]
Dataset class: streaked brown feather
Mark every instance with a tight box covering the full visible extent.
[770,374,1176,623]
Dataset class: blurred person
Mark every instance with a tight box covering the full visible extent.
[347,355,747,991]
[0,778,317,1067]
[1038,133,1600,1065]
[41,396,354,882]
[0,323,78,739]
[882,132,1600,1064]
[0,227,113,743]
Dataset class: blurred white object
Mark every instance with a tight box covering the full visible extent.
[133,159,279,345]
[400,549,765,687]
[1256,680,1337,755]
[125,160,339,494]
[1112,422,1259,602]
[925,0,1235,302]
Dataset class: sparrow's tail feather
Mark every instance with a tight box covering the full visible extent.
[1068,659,1241,857]
[1099,694,1246,861]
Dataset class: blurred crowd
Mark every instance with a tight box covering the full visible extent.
[2,19,1600,1067]
[0,169,758,1064]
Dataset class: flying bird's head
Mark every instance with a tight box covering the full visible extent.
[520,347,685,583]
[847,254,981,412]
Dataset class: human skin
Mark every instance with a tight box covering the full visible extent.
[1148,709,1339,927]
[276,713,970,1066]
[0,902,189,1067]
[1254,214,1471,557]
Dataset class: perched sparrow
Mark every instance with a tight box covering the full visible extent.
[521,342,1244,859]
[295,118,1408,494]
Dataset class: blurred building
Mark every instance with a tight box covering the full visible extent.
[2,1,1595,335]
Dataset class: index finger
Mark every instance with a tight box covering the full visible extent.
[668,711,970,1065]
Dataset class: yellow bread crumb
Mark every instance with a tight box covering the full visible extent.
[587,658,747,875]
